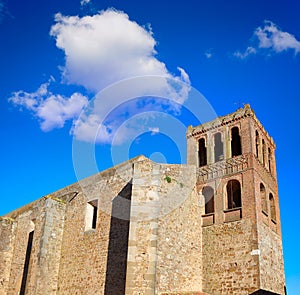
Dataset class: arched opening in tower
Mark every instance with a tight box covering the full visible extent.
[198,138,207,167]
[231,127,242,157]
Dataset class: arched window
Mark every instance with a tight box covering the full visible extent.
[262,139,266,166]
[231,127,242,157]
[227,180,241,209]
[260,183,267,213]
[255,131,259,158]
[202,186,214,214]
[268,148,272,173]
[214,132,223,162]
[269,193,276,222]
[198,138,207,167]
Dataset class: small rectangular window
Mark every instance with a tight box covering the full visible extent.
[85,200,98,230]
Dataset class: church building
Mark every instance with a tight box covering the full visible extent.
[0,104,286,295]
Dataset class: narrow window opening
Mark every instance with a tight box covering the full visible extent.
[20,230,34,295]
[85,200,98,230]
[231,127,242,157]
[202,186,214,214]
[262,139,266,166]
[214,132,223,162]
[260,183,267,213]
[269,193,276,222]
[92,205,97,229]
[268,148,272,172]
[198,138,207,167]
[227,180,241,209]
[255,131,259,158]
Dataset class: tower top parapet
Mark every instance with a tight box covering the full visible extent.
[187,104,275,148]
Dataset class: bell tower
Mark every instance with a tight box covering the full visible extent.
[187,104,286,295]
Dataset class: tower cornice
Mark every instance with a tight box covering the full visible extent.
[186,104,275,148]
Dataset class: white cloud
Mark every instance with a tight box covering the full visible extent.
[204,49,213,59]
[234,46,257,60]
[80,0,91,6]
[10,9,191,144]
[9,81,88,131]
[255,21,300,54]
[72,76,190,144]
[50,9,189,91]
[234,20,300,59]
[50,9,190,144]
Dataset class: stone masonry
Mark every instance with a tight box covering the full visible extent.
[0,105,286,295]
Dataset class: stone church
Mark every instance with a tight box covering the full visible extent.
[0,105,286,295]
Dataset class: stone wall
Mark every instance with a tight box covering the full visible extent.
[0,217,16,295]
[202,219,259,295]
[156,172,202,294]
[257,223,285,294]
[35,198,66,294]
[125,158,202,295]
[0,196,66,295]
[56,158,135,294]
[125,159,160,295]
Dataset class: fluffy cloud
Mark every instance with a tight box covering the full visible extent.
[50,10,189,91]
[9,81,88,131]
[255,21,300,53]
[10,9,191,144]
[234,20,300,59]
[54,10,191,144]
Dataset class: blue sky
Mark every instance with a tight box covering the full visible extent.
[1,0,300,293]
